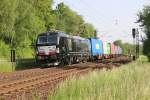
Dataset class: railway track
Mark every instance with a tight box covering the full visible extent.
[0,62,98,84]
[0,67,91,99]
[0,67,64,84]
[0,56,130,99]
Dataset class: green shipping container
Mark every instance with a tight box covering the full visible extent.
[103,42,111,54]
[106,43,111,54]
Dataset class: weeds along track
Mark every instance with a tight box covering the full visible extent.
[0,67,91,99]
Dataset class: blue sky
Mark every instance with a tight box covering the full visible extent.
[54,0,150,43]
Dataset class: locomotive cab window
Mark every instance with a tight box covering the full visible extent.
[48,36,57,44]
[37,35,57,44]
[38,36,47,44]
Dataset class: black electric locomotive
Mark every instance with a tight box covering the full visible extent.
[35,31,91,65]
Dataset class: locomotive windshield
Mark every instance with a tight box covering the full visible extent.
[37,35,57,44]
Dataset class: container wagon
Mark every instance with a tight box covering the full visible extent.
[110,43,115,58]
[89,38,103,60]
[103,42,111,59]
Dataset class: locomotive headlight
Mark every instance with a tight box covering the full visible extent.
[56,48,60,53]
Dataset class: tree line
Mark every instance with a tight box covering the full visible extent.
[0,0,96,58]
[138,5,150,61]
[0,0,95,47]
[0,0,147,59]
[114,40,143,56]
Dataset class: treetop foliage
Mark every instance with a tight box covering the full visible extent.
[0,0,96,48]
[138,5,150,61]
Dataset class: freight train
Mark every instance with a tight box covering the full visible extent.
[35,30,122,66]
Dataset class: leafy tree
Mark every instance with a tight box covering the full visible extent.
[0,1,96,58]
[55,3,96,37]
[0,0,18,44]
[138,5,150,61]
[80,23,95,38]
[114,40,135,55]
[114,40,123,47]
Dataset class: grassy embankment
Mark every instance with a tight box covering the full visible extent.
[0,59,12,72]
[50,56,150,100]
[0,58,36,72]
[0,47,35,72]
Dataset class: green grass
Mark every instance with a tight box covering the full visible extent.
[0,58,36,72]
[0,60,13,72]
[138,55,149,62]
[50,61,150,100]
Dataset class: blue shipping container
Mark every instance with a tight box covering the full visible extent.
[89,38,103,56]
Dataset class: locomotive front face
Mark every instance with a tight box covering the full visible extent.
[36,34,59,64]
[37,46,56,55]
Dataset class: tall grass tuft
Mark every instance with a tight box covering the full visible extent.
[50,61,150,100]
